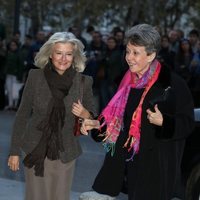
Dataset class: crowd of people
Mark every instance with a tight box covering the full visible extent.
[0,25,200,111]
[0,30,46,110]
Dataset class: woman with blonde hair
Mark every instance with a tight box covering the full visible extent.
[8,32,96,200]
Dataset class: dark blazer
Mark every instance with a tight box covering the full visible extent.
[9,68,97,163]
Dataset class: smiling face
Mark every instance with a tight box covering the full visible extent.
[50,42,74,75]
[125,42,156,78]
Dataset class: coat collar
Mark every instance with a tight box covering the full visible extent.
[156,62,172,89]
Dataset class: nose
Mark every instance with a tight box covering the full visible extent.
[126,53,134,62]
[61,54,67,61]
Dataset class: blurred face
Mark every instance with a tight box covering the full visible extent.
[169,31,178,43]
[10,41,18,51]
[93,32,101,43]
[107,38,117,50]
[180,40,190,52]
[189,34,199,45]
[37,31,46,42]
[115,31,124,42]
[125,42,155,78]
[50,42,74,75]
[161,37,169,48]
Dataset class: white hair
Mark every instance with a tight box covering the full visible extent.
[34,32,86,72]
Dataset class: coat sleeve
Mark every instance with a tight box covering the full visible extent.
[82,75,98,117]
[9,69,35,155]
[156,74,195,140]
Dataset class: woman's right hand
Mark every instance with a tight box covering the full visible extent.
[81,119,100,135]
[8,155,20,171]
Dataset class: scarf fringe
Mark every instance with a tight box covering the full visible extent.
[123,136,140,161]
[126,148,136,162]
[103,142,116,156]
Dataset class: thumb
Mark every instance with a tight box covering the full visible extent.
[154,104,159,112]
[78,99,82,105]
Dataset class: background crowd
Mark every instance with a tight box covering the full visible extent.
[0,25,200,112]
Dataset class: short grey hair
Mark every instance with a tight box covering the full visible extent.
[125,24,161,55]
[34,32,86,72]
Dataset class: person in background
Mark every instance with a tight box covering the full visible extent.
[174,38,194,85]
[84,31,107,93]
[113,27,125,52]
[0,37,7,110]
[84,25,95,44]
[16,34,33,108]
[176,28,185,41]
[98,36,125,111]
[27,31,46,70]
[80,24,194,200]
[7,32,96,200]
[11,30,22,48]
[189,40,200,107]
[168,29,180,54]
[188,29,199,54]
[20,34,33,79]
[4,40,23,110]
[158,35,175,70]
[68,25,88,50]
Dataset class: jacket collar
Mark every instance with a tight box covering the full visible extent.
[156,62,171,89]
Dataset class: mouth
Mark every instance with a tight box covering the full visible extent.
[59,63,68,66]
[128,63,135,67]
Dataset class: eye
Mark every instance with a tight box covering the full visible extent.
[125,50,130,54]
[55,51,62,55]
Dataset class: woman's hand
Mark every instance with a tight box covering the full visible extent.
[146,104,163,126]
[80,119,100,135]
[8,155,20,171]
[72,100,91,119]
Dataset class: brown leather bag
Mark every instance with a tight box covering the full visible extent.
[73,76,85,136]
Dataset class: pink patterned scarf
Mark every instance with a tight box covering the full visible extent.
[98,60,161,157]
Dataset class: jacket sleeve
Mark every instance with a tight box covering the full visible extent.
[156,74,195,140]
[82,75,98,117]
[9,70,35,155]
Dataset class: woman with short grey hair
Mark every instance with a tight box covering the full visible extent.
[80,24,194,200]
[125,23,161,54]
[8,31,96,200]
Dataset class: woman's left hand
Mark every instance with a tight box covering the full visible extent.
[146,104,163,126]
[80,119,100,135]
[72,100,91,119]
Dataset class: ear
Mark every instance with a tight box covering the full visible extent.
[49,55,52,59]
[147,52,156,63]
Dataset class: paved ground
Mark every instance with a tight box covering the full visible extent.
[0,110,127,200]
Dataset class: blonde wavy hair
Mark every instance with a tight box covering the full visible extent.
[34,32,86,72]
